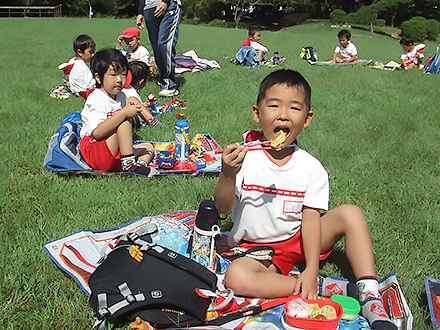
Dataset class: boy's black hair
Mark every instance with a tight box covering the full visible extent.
[91,48,129,88]
[248,26,260,37]
[73,34,96,54]
[128,61,150,85]
[257,69,311,112]
[337,29,351,40]
[399,36,414,46]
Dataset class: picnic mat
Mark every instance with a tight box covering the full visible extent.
[425,276,440,329]
[175,49,221,73]
[43,121,223,177]
[308,59,372,66]
[43,210,413,330]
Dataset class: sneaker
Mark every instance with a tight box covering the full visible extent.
[125,164,157,177]
[158,89,179,97]
[172,98,186,109]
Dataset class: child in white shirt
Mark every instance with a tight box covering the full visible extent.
[214,69,397,330]
[123,60,166,128]
[242,27,268,62]
[117,27,150,65]
[332,29,358,63]
[399,36,425,69]
[80,48,156,177]
[59,35,96,98]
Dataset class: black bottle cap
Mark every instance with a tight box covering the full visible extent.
[195,200,220,230]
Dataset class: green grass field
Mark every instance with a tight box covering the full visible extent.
[0,17,439,329]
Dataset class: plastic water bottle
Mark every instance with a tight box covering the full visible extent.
[175,112,189,161]
[190,200,221,272]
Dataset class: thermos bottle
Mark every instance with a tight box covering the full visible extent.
[190,200,221,272]
[175,112,189,161]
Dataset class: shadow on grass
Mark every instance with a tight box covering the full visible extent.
[418,288,435,328]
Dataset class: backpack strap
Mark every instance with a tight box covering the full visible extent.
[92,294,109,330]
[92,283,146,329]
[221,245,275,261]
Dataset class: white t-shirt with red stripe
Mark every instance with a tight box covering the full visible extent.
[229,144,329,246]
[69,58,96,94]
[334,42,357,60]
[80,88,127,138]
[118,45,150,65]
[401,43,425,66]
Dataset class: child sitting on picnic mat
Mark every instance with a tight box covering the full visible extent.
[59,35,96,98]
[80,48,156,177]
[213,69,397,330]
[117,27,150,65]
[123,60,166,127]
[242,26,268,62]
[399,36,425,70]
[332,29,358,63]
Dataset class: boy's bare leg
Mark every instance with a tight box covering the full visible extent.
[116,120,135,156]
[106,120,154,176]
[134,142,155,165]
[320,204,376,278]
[321,205,397,330]
[225,257,296,298]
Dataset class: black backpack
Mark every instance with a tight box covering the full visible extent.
[88,226,218,329]
[300,46,318,62]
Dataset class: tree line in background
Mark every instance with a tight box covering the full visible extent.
[3,0,439,40]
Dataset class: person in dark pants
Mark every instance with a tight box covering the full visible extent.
[136,0,181,97]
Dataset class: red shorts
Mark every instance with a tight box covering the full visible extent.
[239,230,332,275]
[80,136,122,172]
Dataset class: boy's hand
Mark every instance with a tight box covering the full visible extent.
[221,143,248,178]
[293,267,319,299]
[122,97,142,118]
[143,94,157,108]
[118,35,124,43]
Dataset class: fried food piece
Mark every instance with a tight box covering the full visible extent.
[269,130,286,150]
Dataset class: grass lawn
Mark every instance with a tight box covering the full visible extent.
[0,18,439,329]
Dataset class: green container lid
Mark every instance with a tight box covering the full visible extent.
[330,295,361,314]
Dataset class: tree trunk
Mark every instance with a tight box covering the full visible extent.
[370,20,374,33]
[390,8,397,28]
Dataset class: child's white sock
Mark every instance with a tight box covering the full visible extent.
[318,275,358,297]
[121,154,155,177]
[121,154,136,171]
[356,277,397,330]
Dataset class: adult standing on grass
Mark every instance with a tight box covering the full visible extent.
[136,0,181,97]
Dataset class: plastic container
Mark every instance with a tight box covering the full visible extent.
[175,112,189,161]
[330,295,360,321]
[282,296,342,330]
[157,150,175,169]
[190,200,221,272]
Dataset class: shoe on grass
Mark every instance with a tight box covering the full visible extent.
[125,164,157,177]
[158,89,179,97]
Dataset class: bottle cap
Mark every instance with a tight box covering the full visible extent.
[175,112,187,120]
[195,200,220,230]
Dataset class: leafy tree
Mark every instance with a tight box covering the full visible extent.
[401,17,427,42]
[371,0,412,27]
[330,9,347,24]
[196,0,226,23]
[222,0,261,28]
[425,18,440,41]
